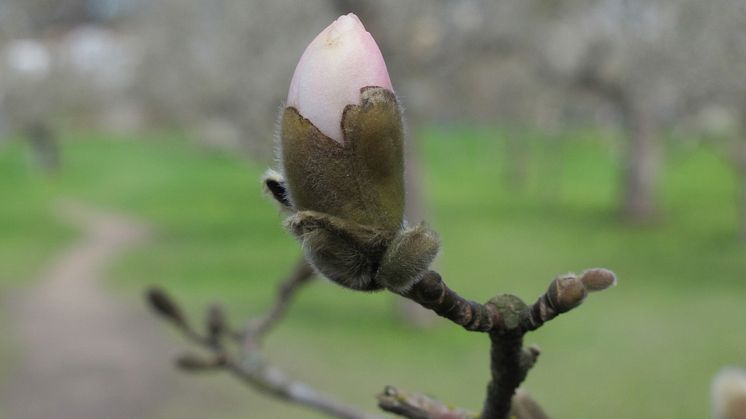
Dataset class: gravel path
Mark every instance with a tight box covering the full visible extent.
[0,202,240,419]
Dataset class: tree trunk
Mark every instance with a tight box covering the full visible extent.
[738,104,746,240]
[503,132,530,191]
[25,120,60,174]
[572,48,659,224]
[620,104,658,223]
[739,141,746,240]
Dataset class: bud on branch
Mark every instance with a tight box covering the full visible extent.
[146,287,186,326]
[146,13,620,419]
[268,13,440,293]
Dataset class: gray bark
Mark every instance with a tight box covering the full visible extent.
[620,104,658,223]
[25,120,60,174]
[736,104,746,241]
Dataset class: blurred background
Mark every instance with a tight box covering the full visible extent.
[0,0,744,418]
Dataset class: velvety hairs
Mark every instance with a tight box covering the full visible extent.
[273,87,439,292]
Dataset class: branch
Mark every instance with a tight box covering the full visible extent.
[223,354,378,419]
[400,269,615,335]
[386,268,617,419]
[147,250,616,419]
[377,386,549,419]
[241,258,315,342]
[146,257,383,419]
[377,385,476,419]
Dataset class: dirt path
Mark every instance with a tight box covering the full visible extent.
[0,202,239,419]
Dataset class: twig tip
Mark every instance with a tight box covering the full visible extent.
[145,286,186,325]
[580,268,618,292]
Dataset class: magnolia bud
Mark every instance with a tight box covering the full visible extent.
[274,14,439,292]
[713,367,746,419]
[287,13,393,144]
[281,14,404,230]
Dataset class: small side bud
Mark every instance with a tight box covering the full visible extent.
[376,223,440,293]
[206,303,228,344]
[580,268,617,292]
[511,389,550,419]
[547,274,588,313]
[519,345,541,371]
[712,367,746,419]
[146,287,186,326]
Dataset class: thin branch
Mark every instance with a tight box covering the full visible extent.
[174,333,379,419]
[146,258,383,419]
[399,269,616,335]
[148,255,616,419]
[242,257,315,342]
[377,385,548,419]
[224,353,380,419]
[400,271,498,332]
[377,385,476,419]
[482,334,529,419]
[387,268,616,419]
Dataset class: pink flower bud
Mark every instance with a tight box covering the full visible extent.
[274,14,438,293]
[286,13,393,143]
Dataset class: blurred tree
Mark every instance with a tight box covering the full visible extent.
[0,0,91,33]
[740,103,746,239]
[698,0,746,239]
[670,0,746,238]
[6,0,733,231]
[24,120,60,173]
[0,38,61,173]
[537,0,689,223]
[133,0,335,159]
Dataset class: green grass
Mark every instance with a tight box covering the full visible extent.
[0,129,744,418]
[0,142,74,419]
[0,143,74,290]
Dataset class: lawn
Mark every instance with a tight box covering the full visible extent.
[0,145,74,290]
[0,128,744,418]
[0,144,74,394]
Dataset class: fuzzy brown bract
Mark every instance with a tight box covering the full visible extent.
[265,86,439,292]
